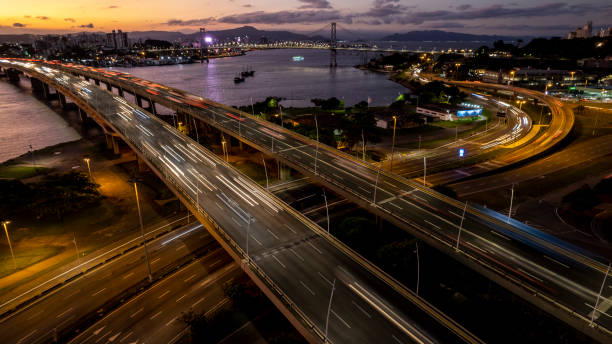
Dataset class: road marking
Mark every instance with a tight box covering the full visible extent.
[266,228,280,240]
[517,267,543,283]
[412,194,428,203]
[332,173,344,180]
[94,332,110,343]
[352,301,372,319]
[150,311,163,320]
[543,255,570,269]
[151,257,161,264]
[166,317,177,326]
[176,244,186,251]
[231,217,242,227]
[289,248,304,261]
[424,220,440,230]
[300,280,316,296]
[389,202,402,210]
[357,186,372,194]
[585,302,612,319]
[392,334,404,343]
[184,273,197,282]
[122,272,135,280]
[158,290,170,299]
[209,259,222,268]
[284,224,297,234]
[193,296,206,307]
[63,288,81,300]
[26,310,43,320]
[56,307,73,318]
[215,201,223,210]
[449,211,462,218]
[384,180,398,188]
[92,288,106,296]
[93,326,106,335]
[251,234,263,246]
[331,310,351,328]
[130,307,143,318]
[176,293,188,302]
[308,241,323,254]
[490,230,512,241]
[17,329,37,344]
[272,255,286,269]
[119,331,132,343]
[318,272,333,286]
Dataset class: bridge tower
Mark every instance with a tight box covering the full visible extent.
[330,22,337,68]
[200,28,209,63]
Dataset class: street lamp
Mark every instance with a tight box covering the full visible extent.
[2,221,16,269]
[390,116,397,173]
[83,158,93,182]
[129,179,153,282]
[516,100,526,110]
[544,83,552,94]
[509,70,515,85]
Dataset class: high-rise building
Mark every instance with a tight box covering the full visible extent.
[600,27,612,38]
[105,29,129,50]
[566,21,593,39]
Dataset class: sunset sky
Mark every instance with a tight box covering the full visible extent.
[1,0,610,36]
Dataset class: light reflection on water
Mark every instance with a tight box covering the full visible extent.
[110,49,409,107]
[0,81,80,163]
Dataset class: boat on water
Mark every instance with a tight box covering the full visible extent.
[292,56,304,62]
[241,65,255,77]
[234,73,245,83]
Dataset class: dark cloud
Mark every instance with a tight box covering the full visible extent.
[108,5,118,9]
[164,18,215,26]
[24,15,31,18]
[425,22,466,29]
[297,0,332,9]
[78,23,94,28]
[243,4,252,7]
[64,18,75,22]
[456,4,471,11]
[218,10,346,24]
[12,23,26,27]
[36,16,50,20]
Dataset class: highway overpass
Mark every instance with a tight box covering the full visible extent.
[0,59,481,344]
[33,59,612,342]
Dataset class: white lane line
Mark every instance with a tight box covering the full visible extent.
[166,317,177,326]
[266,228,280,240]
[56,307,73,319]
[209,259,222,268]
[251,234,263,246]
[119,331,132,343]
[176,294,188,303]
[517,267,544,283]
[289,248,304,261]
[122,272,134,280]
[215,201,223,210]
[176,244,186,251]
[543,255,570,269]
[17,329,37,344]
[150,311,163,320]
[392,334,404,343]
[92,288,106,296]
[184,273,197,282]
[158,290,170,299]
[63,288,81,300]
[130,307,143,318]
[308,241,323,254]
[449,211,462,218]
[285,224,297,234]
[585,302,612,319]
[331,309,351,328]
[384,180,398,188]
[26,310,43,321]
[389,202,402,210]
[424,220,441,230]
[332,173,344,180]
[108,332,121,342]
[151,257,161,264]
[193,296,206,307]
[272,255,286,269]
[357,186,372,194]
[94,332,110,343]
[318,272,333,286]
[231,217,242,227]
[490,230,512,241]
[412,194,428,203]
[352,301,372,319]
[300,280,316,296]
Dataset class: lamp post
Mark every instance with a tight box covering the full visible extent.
[83,158,93,182]
[131,180,153,282]
[509,70,515,85]
[324,278,337,343]
[323,189,330,233]
[2,221,16,269]
[314,114,320,175]
[390,116,397,173]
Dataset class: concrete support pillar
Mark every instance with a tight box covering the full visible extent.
[42,83,50,99]
[111,136,120,155]
[94,79,100,86]
[78,107,86,123]
[7,69,20,83]
[150,100,157,115]
[137,157,148,172]
[279,162,291,180]
[136,95,143,108]
[30,78,44,93]
[239,141,244,151]
[118,88,124,97]
[84,76,89,81]
[58,93,67,109]
[105,134,113,149]
[106,82,112,92]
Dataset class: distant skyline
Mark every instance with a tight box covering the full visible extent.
[1,0,611,37]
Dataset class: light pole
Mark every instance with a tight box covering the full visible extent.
[261,155,269,189]
[390,116,397,172]
[372,166,381,204]
[323,189,330,233]
[314,114,320,175]
[131,180,153,282]
[324,278,337,343]
[418,135,421,152]
[83,158,93,182]
[361,129,366,161]
[455,201,467,251]
[507,184,515,222]
[423,156,427,186]
[509,70,515,85]
[246,216,252,260]
[590,263,611,326]
[72,232,81,265]
[2,221,16,269]
[415,241,420,295]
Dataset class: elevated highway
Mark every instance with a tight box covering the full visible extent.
[0,59,481,344]
[34,60,612,341]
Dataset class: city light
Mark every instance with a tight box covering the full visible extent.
[458,148,465,157]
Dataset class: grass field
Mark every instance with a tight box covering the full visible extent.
[0,165,49,179]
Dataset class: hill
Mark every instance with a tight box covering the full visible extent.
[380,30,522,42]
